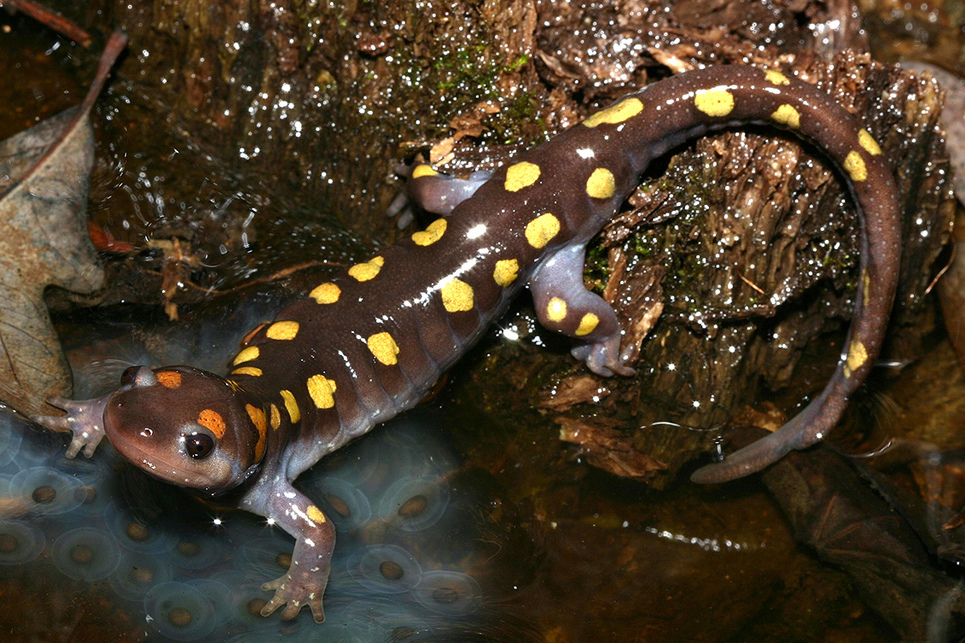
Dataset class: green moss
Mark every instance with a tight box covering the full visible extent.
[433,49,529,98]
[506,54,529,71]
[423,47,539,142]
[490,90,545,144]
[583,242,611,292]
[434,45,496,92]
[649,162,718,295]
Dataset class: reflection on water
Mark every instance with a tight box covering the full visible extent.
[0,291,530,640]
[0,405,525,641]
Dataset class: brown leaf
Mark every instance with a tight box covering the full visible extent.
[0,31,125,415]
[558,417,667,481]
[539,374,611,412]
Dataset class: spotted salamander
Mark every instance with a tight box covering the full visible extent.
[34,66,901,622]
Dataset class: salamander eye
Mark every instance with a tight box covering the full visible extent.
[120,366,138,386]
[184,433,215,459]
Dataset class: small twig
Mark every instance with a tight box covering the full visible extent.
[924,242,955,296]
[79,30,128,114]
[736,268,766,295]
[2,0,92,47]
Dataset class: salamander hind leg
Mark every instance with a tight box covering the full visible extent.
[389,162,493,226]
[530,244,634,377]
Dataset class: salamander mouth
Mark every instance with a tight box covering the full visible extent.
[104,423,229,491]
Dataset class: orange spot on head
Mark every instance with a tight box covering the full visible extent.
[157,371,182,389]
[197,409,226,438]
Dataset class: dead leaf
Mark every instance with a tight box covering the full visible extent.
[0,31,125,414]
[539,374,611,411]
[558,417,667,481]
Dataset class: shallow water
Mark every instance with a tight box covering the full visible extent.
[3,5,965,642]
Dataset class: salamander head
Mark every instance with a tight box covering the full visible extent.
[104,366,267,494]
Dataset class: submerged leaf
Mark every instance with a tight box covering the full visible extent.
[0,31,125,415]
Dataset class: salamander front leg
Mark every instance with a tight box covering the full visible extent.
[31,394,112,458]
[530,245,634,376]
[241,479,335,622]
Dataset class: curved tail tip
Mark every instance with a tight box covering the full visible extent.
[690,431,799,484]
[690,458,761,484]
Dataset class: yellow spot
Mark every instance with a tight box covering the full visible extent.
[157,371,181,389]
[525,213,561,249]
[246,404,267,462]
[586,168,616,199]
[862,270,871,307]
[225,379,242,392]
[310,282,341,304]
[307,505,327,523]
[504,162,541,192]
[266,320,299,340]
[246,404,267,433]
[694,88,735,117]
[843,341,868,379]
[858,129,882,155]
[843,151,867,182]
[771,104,800,129]
[546,297,567,323]
[412,218,447,246]
[307,374,337,409]
[441,278,474,312]
[493,259,519,287]
[582,97,644,128]
[197,409,226,439]
[269,404,281,430]
[764,70,789,85]
[348,257,384,282]
[231,366,263,377]
[367,332,400,366]
[411,164,438,179]
[575,313,599,336]
[280,390,301,424]
[233,346,260,365]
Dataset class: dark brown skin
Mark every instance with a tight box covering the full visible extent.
[35,65,901,621]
